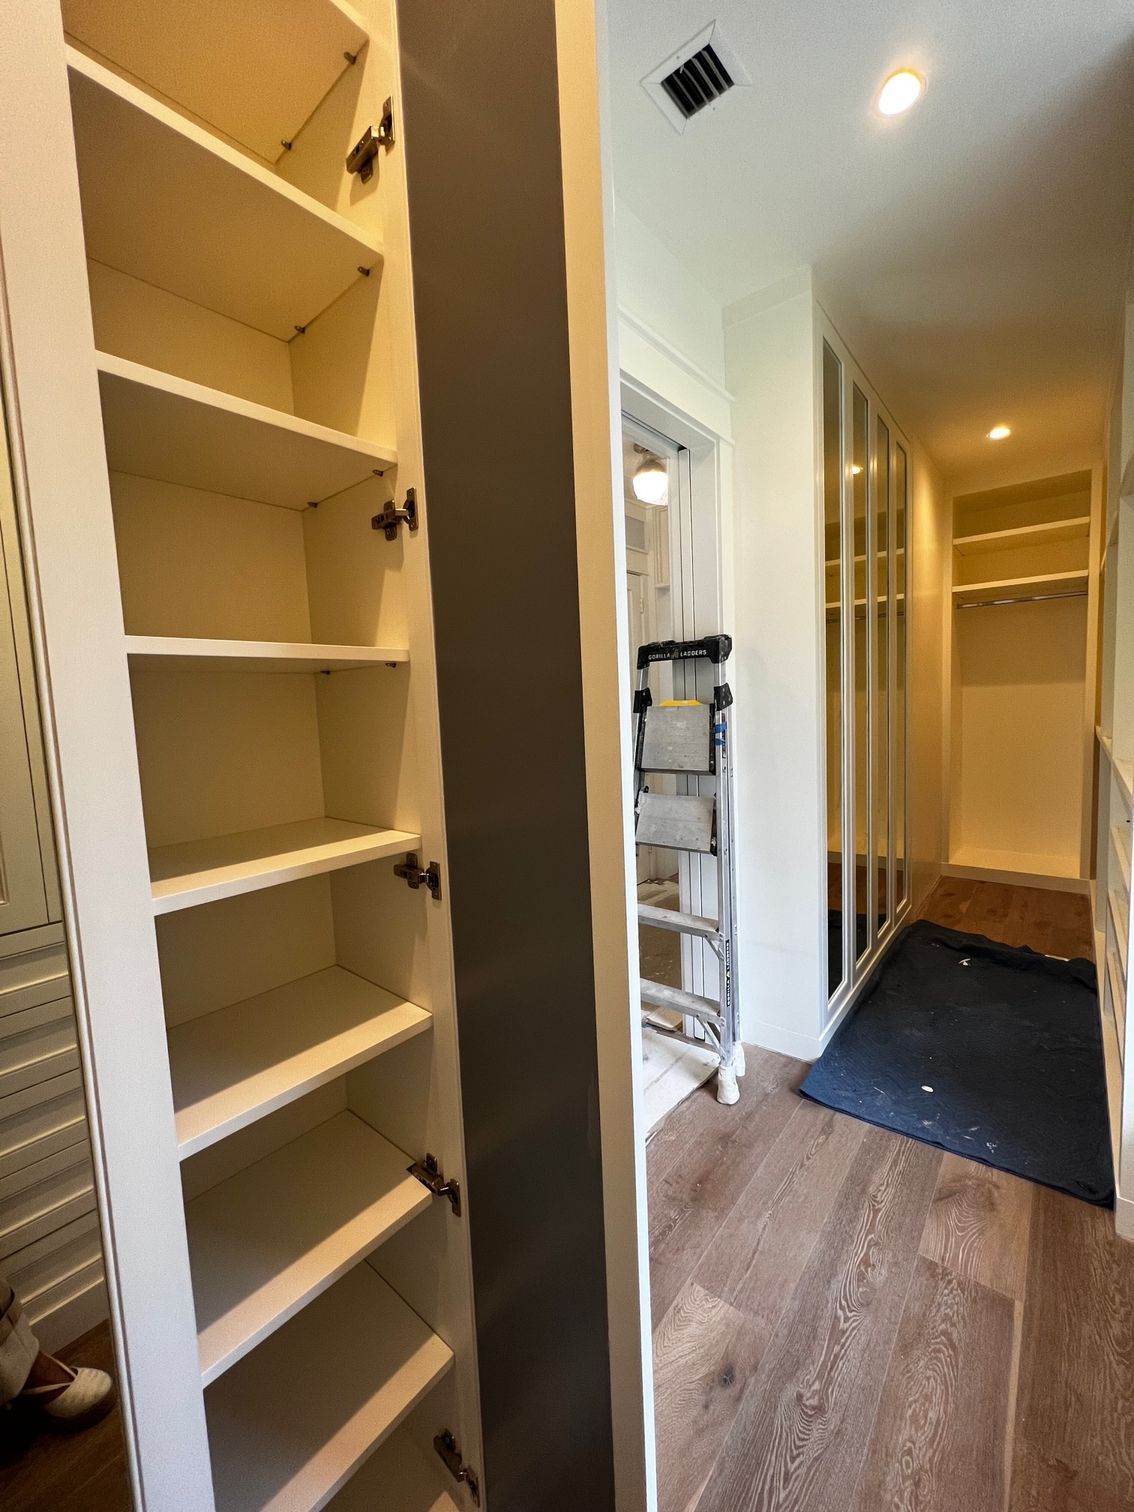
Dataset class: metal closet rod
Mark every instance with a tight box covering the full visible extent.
[956,588,1088,610]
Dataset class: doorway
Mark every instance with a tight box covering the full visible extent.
[622,408,729,1128]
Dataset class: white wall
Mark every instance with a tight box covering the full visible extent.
[724,287,827,1056]
[908,442,949,912]
[614,199,725,387]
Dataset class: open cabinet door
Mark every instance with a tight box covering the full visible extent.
[393,1,655,1507]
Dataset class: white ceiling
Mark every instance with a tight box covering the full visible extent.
[607,0,1134,478]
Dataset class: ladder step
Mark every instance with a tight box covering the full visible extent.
[637,903,719,940]
[640,978,723,1028]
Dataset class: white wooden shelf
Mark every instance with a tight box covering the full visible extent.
[825,592,906,619]
[205,1262,453,1512]
[326,1432,459,1511]
[149,818,419,914]
[169,967,430,1158]
[1112,824,1132,894]
[96,352,396,511]
[1100,729,1134,810]
[61,0,368,163]
[953,516,1090,556]
[952,570,1089,606]
[1108,889,1130,977]
[188,1111,430,1384]
[1106,943,1126,1051]
[126,636,408,675]
[68,52,381,340]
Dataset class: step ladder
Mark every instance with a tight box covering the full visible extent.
[633,635,743,1105]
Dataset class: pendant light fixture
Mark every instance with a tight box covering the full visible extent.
[632,445,668,506]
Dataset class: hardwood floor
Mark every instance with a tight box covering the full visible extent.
[0,1321,132,1512]
[651,879,1132,1512]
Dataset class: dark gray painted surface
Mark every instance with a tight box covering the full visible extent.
[394,5,617,1510]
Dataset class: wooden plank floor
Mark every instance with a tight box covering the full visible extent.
[651,879,1134,1512]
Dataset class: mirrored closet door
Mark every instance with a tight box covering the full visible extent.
[822,328,910,1014]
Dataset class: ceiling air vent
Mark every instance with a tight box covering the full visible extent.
[642,23,751,134]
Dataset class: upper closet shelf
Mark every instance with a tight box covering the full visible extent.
[952,570,1089,606]
[69,53,380,339]
[97,353,396,510]
[953,517,1090,556]
[125,637,408,674]
[149,818,419,914]
[62,0,368,163]
[205,1263,453,1512]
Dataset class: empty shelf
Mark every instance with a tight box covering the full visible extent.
[96,352,396,511]
[325,1431,459,1511]
[69,52,381,340]
[170,967,431,1158]
[149,817,419,914]
[206,1263,453,1512]
[61,0,368,162]
[1112,824,1132,893]
[953,517,1090,555]
[952,570,1089,606]
[1109,889,1129,976]
[188,1112,430,1384]
[126,636,408,674]
[1106,944,1126,1048]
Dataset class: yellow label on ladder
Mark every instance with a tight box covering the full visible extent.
[658,699,703,707]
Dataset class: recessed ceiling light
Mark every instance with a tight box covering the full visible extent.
[877,69,925,116]
[988,424,1011,441]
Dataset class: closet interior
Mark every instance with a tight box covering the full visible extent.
[53,0,476,1504]
[946,470,1100,882]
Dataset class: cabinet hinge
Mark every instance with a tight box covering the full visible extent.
[346,100,394,181]
[371,488,418,541]
[392,851,441,900]
[434,1429,479,1504]
[409,1154,461,1216]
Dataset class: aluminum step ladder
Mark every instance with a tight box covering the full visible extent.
[633,634,743,1105]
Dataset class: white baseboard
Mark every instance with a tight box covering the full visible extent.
[941,860,1089,895]
[744,1017,823,1063]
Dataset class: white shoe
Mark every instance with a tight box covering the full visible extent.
[20,1363,116,1432]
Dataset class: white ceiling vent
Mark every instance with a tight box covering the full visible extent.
[642,23,750,134]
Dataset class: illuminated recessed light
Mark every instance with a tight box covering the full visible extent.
[877,69,925,116]
[850,464,864,475]
[987,424,1011,441]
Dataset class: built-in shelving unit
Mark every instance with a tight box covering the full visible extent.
[951,569,1089,606]
[125,636,408,674]
[188,1111,430,1383]
[148,818,419,913]
[97,353,396,510]
[204,1264,453,1512]
[61,0,369,161]
[168,968,431,1157]
[69,52,382,339]
[953,516,1090,555]
[41,0,481,1498]
[1092,287,1134,1241]
[945,470,1098,887]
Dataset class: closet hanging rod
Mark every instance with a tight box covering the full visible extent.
[956,588,1088,610]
